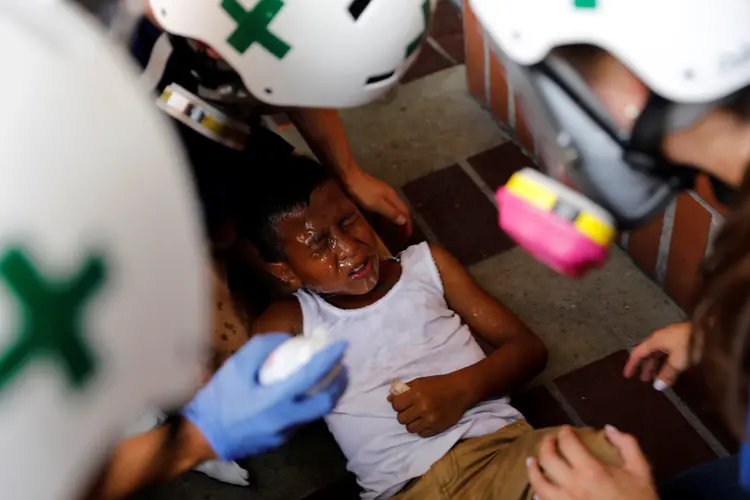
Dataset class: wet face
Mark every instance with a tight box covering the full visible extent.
[271,180,381,296]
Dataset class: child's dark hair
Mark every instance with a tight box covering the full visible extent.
[234,154,334,263]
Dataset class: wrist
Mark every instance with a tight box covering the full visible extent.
[449,367,485,411]
[182,419,218,466]
[341,159,364,187]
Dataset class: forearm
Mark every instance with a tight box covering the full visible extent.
[288,108,358,182]
[457,335,548,408]
[90,419,215,499]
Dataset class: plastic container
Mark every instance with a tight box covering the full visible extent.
[259,329,340,394]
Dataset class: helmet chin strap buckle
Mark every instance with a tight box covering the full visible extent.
[157,84,252,150]
[625,93,697,188]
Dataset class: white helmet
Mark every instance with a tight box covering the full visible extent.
[149,0,438,108]
[472,0,750,103]
[0,1,208,498]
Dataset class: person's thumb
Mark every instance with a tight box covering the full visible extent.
[279,341,348,397]
[604,425,651,475]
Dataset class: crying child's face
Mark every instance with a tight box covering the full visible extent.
[275,180,381,296]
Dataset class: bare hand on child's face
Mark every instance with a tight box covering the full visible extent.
[387,374,470,438]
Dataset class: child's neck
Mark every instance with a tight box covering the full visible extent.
[324,259,402,310]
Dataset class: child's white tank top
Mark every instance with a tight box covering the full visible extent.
[295,242,522,499]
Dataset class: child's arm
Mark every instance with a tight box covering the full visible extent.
[389,244,547,437]
[251,298,304,336]
[432,243,547,398]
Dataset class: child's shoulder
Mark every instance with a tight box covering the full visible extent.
[398,241,433,262]
[251,298,303,336]
[399,241,452,269]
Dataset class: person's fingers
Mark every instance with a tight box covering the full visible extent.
[654,363,682,391]
[390,390,416,412]
[640,357,657,382]
[396,405,422,426]
[537,433,571,487]
[527,456,562,500]
[624,336,661,378]
[604,425,651,476]
[372,197,407,227]
[555,426,601,472]
[294,367,349,421]
[406,418,427,435]
[280,341,347,396]
[295,378,345,422]
[386,190,412,231]
[318,365,348,401]
[418,427,438,438]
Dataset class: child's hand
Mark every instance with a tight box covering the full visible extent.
[387,373,471,438]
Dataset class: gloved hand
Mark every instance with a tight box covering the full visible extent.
[183,333,348,460]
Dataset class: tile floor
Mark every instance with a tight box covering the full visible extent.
[144,2,737,499]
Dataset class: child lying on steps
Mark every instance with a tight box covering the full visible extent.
[232,155,623,499]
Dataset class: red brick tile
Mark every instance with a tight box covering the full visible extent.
[402,43,454,84]
[430,0,465,64]
[695,174,730,217]
[435,34,465,65]
[555,351,716,482]
[664,195,712,310]
[628,210,664,278]
[512,385,574,429]
[468,141,535,192]
[403,165,516,265]
[488,53,509,123]
[672,364,739,454]
[463,0,485,102]
[515,96,536,154]
[431,0,463,39]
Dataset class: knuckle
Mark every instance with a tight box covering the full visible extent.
[621,432,637,444]
[621,433,640,450]
[582,463,604,480]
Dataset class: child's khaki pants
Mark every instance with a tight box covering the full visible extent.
[391,420,622,500]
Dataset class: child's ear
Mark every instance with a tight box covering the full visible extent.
[266,262,302,290]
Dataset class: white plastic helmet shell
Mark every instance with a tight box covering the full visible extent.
[149,0,437,108]
[0,1,208,499]
[471,0,750,103]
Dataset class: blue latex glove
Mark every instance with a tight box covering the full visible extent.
[183,333,348,460]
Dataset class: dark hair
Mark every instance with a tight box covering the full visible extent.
[233,154,334,263]
[694,171,750,439]
[170,117,296,245]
